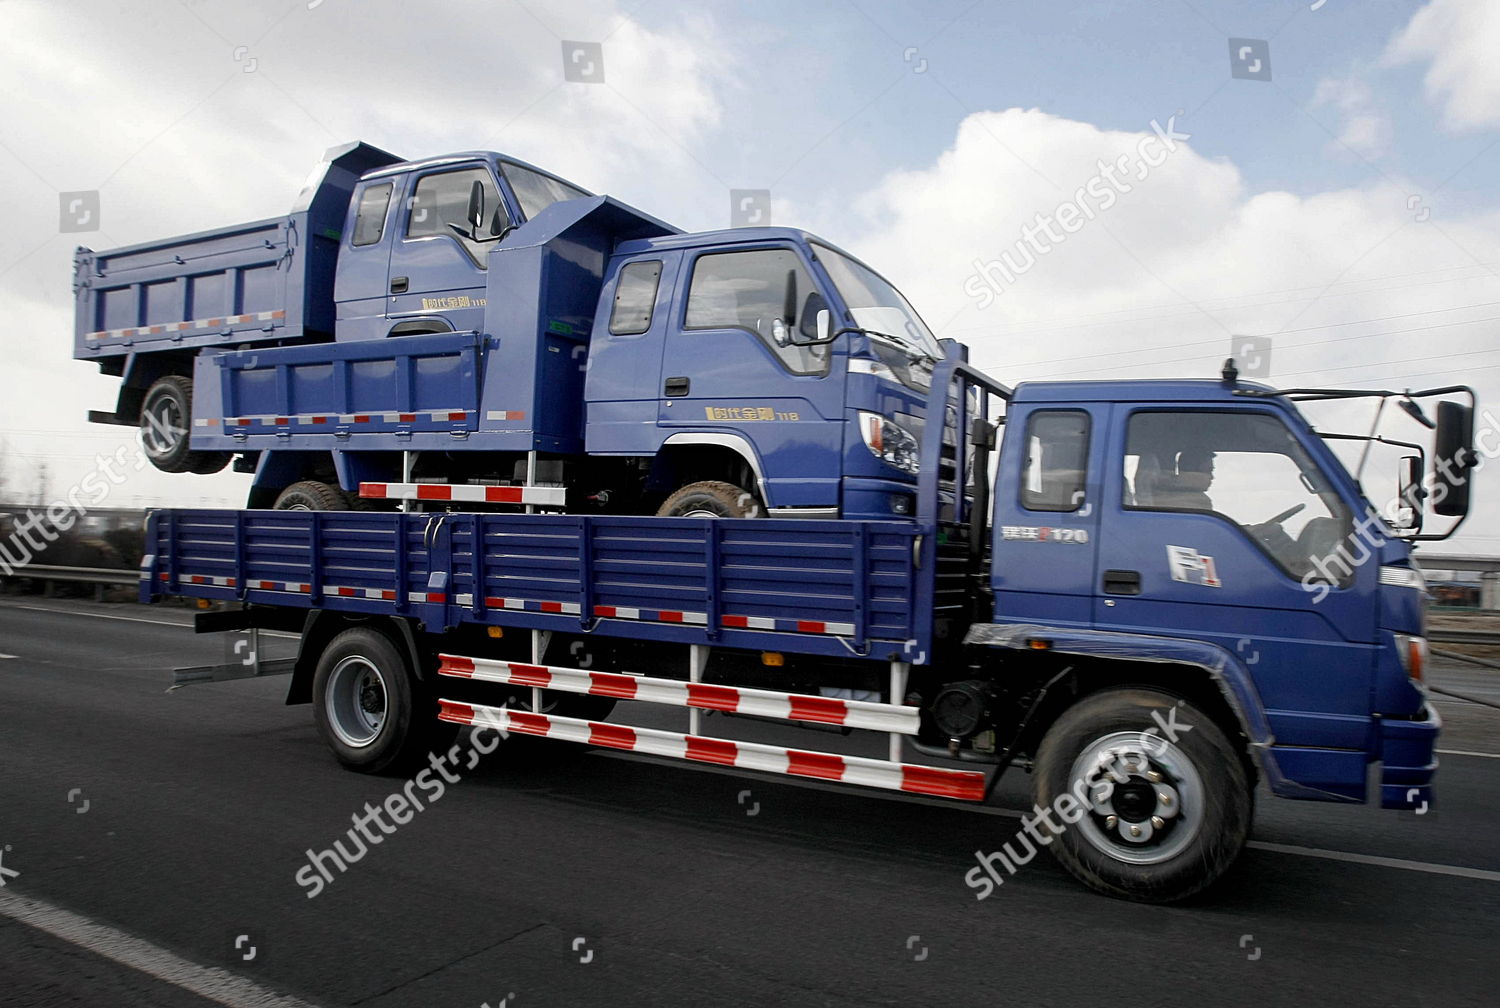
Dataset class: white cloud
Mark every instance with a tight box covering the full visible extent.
[1388,0,1500,132]
[1311,74,1392,159]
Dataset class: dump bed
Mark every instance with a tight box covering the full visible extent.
[141,509,934,662]
[72,142,399,363]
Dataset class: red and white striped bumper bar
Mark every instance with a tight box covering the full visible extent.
[87,310,284,341]
[438,700,986,802]
[358,482,567,507]
[439,655,920,735]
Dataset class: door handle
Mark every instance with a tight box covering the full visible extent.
[664,376,690,397]
[390,276,409,294]
[1102,569,1142,595]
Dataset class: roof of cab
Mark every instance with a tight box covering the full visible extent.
[1012,378,1281,404]
[363,151,593,194]
[615,226,830,257]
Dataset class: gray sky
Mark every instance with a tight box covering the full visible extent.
[2,0,1498,550]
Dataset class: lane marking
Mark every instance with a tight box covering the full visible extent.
[0,654,16,660]
[0,602,194,629]
[0,602,296,638]
[1247,842,1500,883]
[1437,748,1500,759]
[0,889,325,1008]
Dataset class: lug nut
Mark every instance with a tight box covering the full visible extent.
[1151,816,1164,830]
[1105,815,1117,829]
[1129,825,1142,838]
[1159,792,1173,807]
[1145,770,1163,783]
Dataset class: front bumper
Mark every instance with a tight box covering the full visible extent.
[1378,702,1441,810]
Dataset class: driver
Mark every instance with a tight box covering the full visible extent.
[1157,448,1215,511]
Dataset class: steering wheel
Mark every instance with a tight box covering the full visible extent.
[1260,503,1306,527]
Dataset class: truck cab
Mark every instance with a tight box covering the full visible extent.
[586,227,952,520]
[960,375,1456,832]
[334,150,592,342]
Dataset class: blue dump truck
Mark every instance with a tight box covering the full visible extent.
[144,357,1476,901]
[75,141,960,520]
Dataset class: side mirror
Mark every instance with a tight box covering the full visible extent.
[1395,455,1424,531]
[466,180,485,232]
[788,308,838,347]
[1433,401,1474,517]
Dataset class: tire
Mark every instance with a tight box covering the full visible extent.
[139,375,231,474]
[656,480,762,518]
[312,628,440,774]
[273,480,364,511]
[1032,688,1251,903]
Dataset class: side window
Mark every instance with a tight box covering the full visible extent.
[1124,411,1354,582]
[501,162,590,219]
[352,183,392,247]
[1020,410,1090,512]
[405,167,507,268]
[609,260,662,336]
[684,248,828,375]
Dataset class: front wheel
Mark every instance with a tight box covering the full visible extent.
[1032,688,1251,902]
[656,480,762,518]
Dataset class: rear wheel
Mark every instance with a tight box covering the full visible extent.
[139,375,231,475]
[312,627,442,774]
[273,480,366,511]
[1032,688,1251,903]
[656,480,762,518]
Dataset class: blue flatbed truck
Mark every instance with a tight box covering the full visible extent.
[75,141,961,521]
[144,359,1476,902]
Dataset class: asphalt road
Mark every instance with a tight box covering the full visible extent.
[2,595,1498,1008]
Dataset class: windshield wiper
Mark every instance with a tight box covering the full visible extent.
[861,328,935,360]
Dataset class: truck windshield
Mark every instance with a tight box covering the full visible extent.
[815,244,943,360]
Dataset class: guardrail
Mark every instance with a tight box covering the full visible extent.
[1428,629,1500,646]
[0,564,138,600]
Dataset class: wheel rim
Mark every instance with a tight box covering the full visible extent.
[1069,730,1204,866]
[678,506,725,518]
[142,396,183,457]
[326,654,389,748]
[281,502,314,512]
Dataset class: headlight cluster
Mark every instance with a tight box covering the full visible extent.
[859,412,920,475]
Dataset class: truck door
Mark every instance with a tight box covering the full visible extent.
[386,164,509,335]
[334,178,400,342]
[656,246,844,509]
[1091,406,1376,750]
[990,403,1105,627]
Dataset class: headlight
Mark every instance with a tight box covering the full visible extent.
[858,412,920,475]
